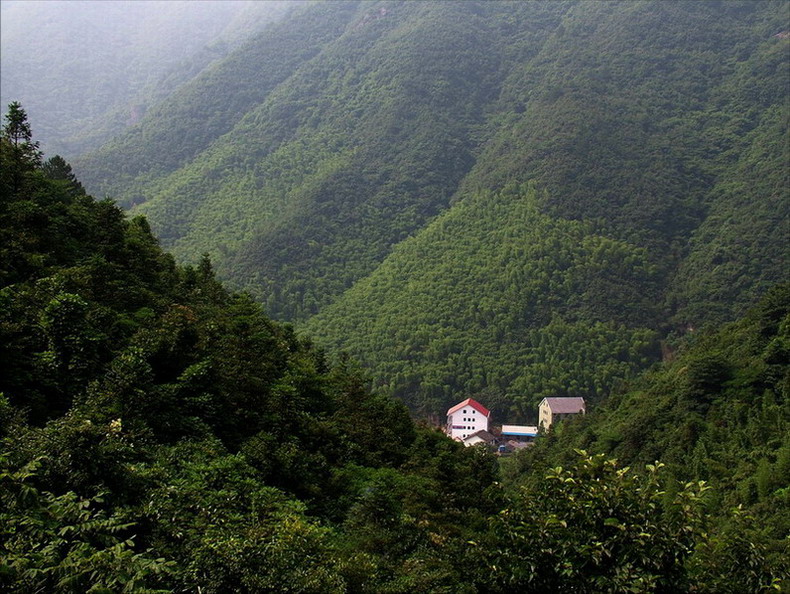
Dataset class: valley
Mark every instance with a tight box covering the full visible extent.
[1,1,787,590]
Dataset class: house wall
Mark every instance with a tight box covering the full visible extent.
[539,401,585,432]
[538,400,552,431]
[447,406,488,440]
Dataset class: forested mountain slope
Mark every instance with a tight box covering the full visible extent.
[0,106,497,592]
[76,0,568,320]
[306,183,661,417]
[2,108,785,592]
[75,0,789,418]
[0,0,294,157]
[534,282,790,494]
[305,0,790,417]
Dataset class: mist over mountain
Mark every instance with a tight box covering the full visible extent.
[0,0,295,157]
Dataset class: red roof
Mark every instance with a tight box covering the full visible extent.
[447,398,490,417]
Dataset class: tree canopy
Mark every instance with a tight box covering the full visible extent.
[1,103,787,592]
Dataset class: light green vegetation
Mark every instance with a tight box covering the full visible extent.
[73,1,788,420]
[306,183,659,418]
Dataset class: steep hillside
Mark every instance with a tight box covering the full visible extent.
[536,282,790,488]
[75,0,789,417]
[0,0,294,157]
[459,0,789,324]
[306,183,661,418]
[76,0,568,320]
[305,0,789,415]
[3,107,785,593]
[0,110,499,592]
[669,49,790,327]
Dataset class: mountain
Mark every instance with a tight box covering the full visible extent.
[2,106,785,592]
[0,0,295,157]
[536,282,790,493]
[72,0,789,419]
[0,107,495,592]
[304,0,790,417]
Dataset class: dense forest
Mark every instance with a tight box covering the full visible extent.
[2,0,788,590]
[1,104,786,592]
[71,0,789,420]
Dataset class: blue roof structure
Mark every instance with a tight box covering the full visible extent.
[500,424,538,436]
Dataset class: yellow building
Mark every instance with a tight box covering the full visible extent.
[538,397,586,431]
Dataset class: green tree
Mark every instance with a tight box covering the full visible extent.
[3,102,33,147]
[42,155,85,196]
[481,453,708,592]
[2,101,41,167]
[0,456,174,593]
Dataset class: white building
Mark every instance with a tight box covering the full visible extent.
[446,398,490,441]
[538,397,586,431]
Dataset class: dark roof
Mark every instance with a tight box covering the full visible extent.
[464,429,496,443]
[542,397,586,414]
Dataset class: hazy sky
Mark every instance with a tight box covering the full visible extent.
[0,0,294,156]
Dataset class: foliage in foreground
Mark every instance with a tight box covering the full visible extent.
[484,454,782,593]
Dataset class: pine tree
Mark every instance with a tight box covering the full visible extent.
[2,101,41,166]
[42,155,85,196]
[1,102,42,197]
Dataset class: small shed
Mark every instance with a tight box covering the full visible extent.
[500,424,538,442]
[462,429,497,447]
